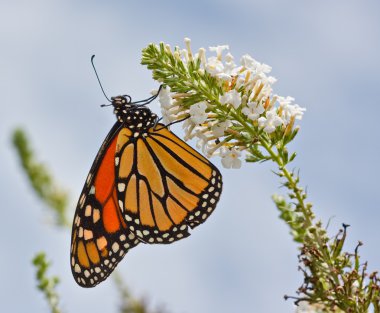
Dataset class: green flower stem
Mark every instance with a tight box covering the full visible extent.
[229,110,314,229]
[260,137,346,293]
[260,140,313,228]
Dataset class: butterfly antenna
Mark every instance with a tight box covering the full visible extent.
[91,55,111,103]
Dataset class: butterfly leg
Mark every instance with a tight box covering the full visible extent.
[130,85,163,107]
[154,115,190,131]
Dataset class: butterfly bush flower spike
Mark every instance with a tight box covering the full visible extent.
[141,38,306,169]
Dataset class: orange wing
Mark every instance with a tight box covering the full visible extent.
[70,123,139,287]
[115,124,223,244]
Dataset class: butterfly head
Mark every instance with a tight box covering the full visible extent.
[111,95,133,109]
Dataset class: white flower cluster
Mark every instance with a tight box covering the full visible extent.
[157,39,306,169]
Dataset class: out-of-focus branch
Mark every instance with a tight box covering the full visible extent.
[32,252,62,313]
[113,273,169,313]
[12,128,69,227]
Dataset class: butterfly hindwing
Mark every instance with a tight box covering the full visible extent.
[71,123,139,287]
[115,124,223,244]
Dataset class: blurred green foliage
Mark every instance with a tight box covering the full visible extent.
[33,253,62,313]
[12,128,69,227]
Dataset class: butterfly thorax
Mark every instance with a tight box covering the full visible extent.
[111,95,157,131]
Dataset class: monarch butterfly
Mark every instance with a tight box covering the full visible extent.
[70,83,223,287]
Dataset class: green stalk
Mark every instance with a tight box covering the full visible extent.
[260,140,313,227]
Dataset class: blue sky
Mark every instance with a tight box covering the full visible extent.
[1,0,380,312]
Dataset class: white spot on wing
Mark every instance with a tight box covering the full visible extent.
[118,200,124,210]
[86,173,92,184]
[79,194,86,208]
[125,215,132,222]
[118,183,126,192]
[89,186,95,195]
[112,242,120,253]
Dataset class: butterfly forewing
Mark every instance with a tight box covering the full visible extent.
[71,123,139,287]
[115,125,223,244]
